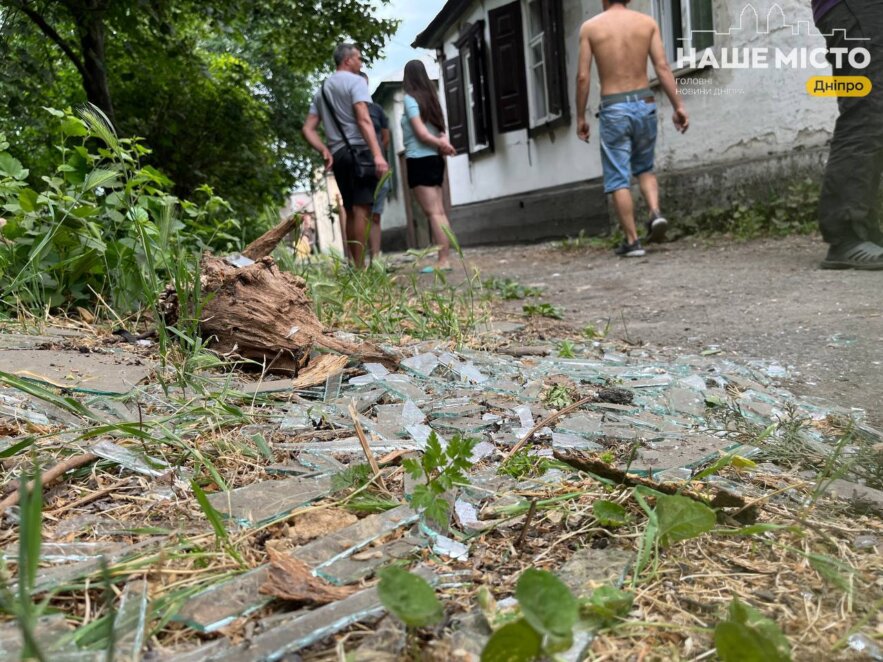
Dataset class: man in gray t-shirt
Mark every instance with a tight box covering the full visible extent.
[303,43,389,267]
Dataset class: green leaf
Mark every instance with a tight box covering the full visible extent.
[714,598,791,662]
[693,453,757,481]
[191,480,230,545]
[655,494,716,547]
[61,116,88,137]
[515,569,578,645]
[402,458,423,480]
[83,168,120,192]
[249,433,274,462]
[0,436,37,459]
[481,619,542,662]
[18,188,39,213]
[0,371,98,421]
[593,500,630,527]
[581,585,634,626]
[0,152,28,180]
[377,566,443,627]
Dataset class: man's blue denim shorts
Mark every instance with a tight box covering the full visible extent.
[599,99,658,193]
[372,177,392,215]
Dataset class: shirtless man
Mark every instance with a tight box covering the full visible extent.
[576,0,688,257]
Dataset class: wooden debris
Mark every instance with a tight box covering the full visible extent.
[0,453,98,516]
[242,215,300,261]
[349,402,386,491]
[158,218,395,374]
[291,354,348,390]
[506,394,596,458]
[552,449,747,508]
[260,548,356,604]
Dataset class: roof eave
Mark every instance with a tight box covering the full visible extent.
[411,0,473,49]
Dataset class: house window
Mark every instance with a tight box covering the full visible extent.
[653,0,714,63]
[489,0,568,133]
[526,0,551,123]
[445,21,494,155]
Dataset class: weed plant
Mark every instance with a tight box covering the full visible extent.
[0,106,236,315]
[290,252,486,346]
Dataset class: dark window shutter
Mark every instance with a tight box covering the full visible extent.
[489,2,528,132]
[461,21,494,151]
[541,0,569,119]
[443,56,469,153]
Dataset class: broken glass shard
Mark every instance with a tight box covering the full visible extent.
[365,363,390,378]
[406,423,444,450]
[315,536,423,585]
[667,388,707,417]
[276,439,418,454]
[470,441,496,462]
[380,375,430,404]
[555,413,602,437]
[296,451,346,474]
[401,400,425,427]
[400,352,440,377]
[91,440,169,477]
[224,253,255,268]
[112,579,149,661]
[207,475,333,527]
[454,499,488,533]
[431,416,497,434]
[0,613,102,661]
[207,585,384,661]
[419,522,469,560]
[301,504,420,570]
[551,432,604,452]
[677,375,708,392]
[279,405,312,432]
[2,541,123,565]
[323,371,343,402]
[174,566,273,632]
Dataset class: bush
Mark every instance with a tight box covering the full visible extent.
[0,107,240,314]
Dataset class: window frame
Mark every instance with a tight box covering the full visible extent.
[652,0,715,64]
[454,20,494,156]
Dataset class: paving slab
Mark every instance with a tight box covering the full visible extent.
[0,349,152,394]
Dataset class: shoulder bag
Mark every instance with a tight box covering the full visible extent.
[321,80,375,179]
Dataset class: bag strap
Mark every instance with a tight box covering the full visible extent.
[321,79,356,154]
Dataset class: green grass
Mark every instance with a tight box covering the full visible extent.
[287,250,486,346]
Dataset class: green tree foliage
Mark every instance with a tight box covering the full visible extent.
[0,1,398,237]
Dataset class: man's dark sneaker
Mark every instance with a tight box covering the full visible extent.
[645,212,668,244]
[614,239,646,257]
[820,241,883,270]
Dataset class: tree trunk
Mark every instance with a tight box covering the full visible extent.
[72,2,115,123]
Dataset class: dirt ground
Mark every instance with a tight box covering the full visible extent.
[461,233,883,428]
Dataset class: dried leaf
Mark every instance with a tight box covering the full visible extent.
[260,548,355,604]
[287,508,358,545]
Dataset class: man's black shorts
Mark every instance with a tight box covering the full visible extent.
[406,155,445,188]
[332,147,378,211]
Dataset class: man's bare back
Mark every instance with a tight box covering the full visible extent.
[583,8,656,95]
[575,1,687,142]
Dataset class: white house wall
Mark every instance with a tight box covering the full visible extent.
[439,0,604,208]
[379,89,409,232]
[437,0,837,208]
[651,0,836,171]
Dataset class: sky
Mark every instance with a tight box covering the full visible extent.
[362,0,447,90]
